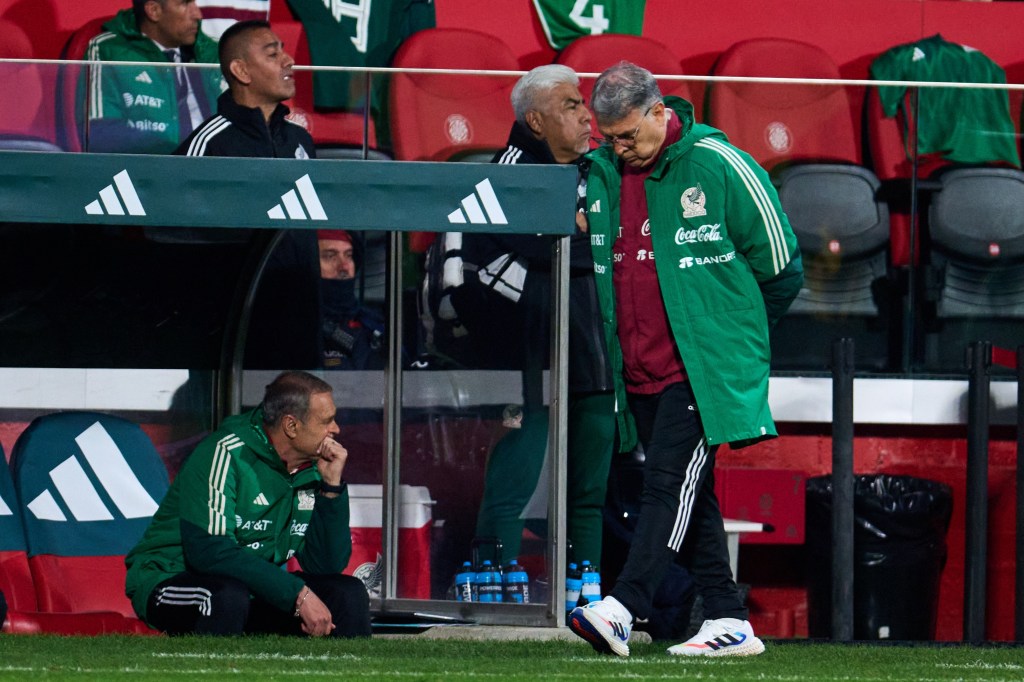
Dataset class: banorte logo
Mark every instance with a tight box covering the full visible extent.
[445,114,472,145]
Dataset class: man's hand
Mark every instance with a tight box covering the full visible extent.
[576,209,589,233]
[296,587,336,637]
[316,436,348,486]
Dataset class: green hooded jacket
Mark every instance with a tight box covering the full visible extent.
[586,97,803,450]
[125,406,352,624]
[81,8,224,153]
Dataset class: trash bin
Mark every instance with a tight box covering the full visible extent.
[805,474,953,640]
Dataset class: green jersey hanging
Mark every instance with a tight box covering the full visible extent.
[532,0,645,50]
[286,0,434,109]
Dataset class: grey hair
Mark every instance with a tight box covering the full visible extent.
[511,64,581,125]
[591,61,662,124]
[262,370,333,426]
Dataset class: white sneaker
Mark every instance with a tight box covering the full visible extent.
[667,618,765,657]
[568,596,633,657]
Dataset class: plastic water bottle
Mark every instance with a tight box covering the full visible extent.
[454,561,475,602]
[580,560,601,605]
[502,560,530,604]
[565,562,582,613]
[476,560,503,603]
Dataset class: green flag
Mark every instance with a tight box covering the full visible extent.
[532,0,646,50]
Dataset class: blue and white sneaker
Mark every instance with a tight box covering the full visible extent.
[666,618,765,657]
[568,596,633,657]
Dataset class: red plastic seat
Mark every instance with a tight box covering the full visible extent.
[7,412,169,635]
[707,37,860,170]
[389,28,519,161]
[0,18,58,148]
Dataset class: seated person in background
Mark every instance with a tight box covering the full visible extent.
[318,230,386,370]
[83,0,223,154]
[125,370,371,638]
[176,19,313,158]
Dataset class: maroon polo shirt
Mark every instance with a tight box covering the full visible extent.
[612,110,686,395]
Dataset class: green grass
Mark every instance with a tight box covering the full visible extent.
[1,634,1022,681]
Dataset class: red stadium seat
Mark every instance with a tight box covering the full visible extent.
[8,412,169,634]
[2,437,155,635]
[707,37,860,169]
[556,34,690,115]
[0,18,60,149]
[388,28,519,161]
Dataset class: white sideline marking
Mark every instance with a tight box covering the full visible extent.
[152,653,360,662]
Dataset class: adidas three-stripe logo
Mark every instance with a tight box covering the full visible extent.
[253,493,269,506]
[84,170,146,216]
[447,178,507,225]
[267,174,327,221]
[609,622,628,640]
[704,632,747,650]
[26,422,159,522]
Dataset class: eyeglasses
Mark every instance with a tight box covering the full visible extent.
[594,106,653,147]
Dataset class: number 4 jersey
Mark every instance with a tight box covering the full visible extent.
[532,0,645,50]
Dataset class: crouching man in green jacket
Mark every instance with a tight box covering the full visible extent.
[126,371,371,637]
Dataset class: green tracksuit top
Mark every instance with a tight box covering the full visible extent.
[82,9,224,154]
[586,97,803,450]
[125,407,352,623]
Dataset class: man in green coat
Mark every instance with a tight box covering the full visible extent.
[81,0,224,153]
[568,62,802,658]
[125,371,371,637]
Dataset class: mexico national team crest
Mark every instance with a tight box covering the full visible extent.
[681,184,707,219]
[298,489,315,511]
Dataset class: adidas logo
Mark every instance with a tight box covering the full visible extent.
[25,422,159,522]
[447,178,507,225]
[0,490,12,516]
[135,71,153,84]
[253,493,269,506]
[85,170,146,217]
[912,46,926,62]
[267,174,327,220]
[589,199,601,213]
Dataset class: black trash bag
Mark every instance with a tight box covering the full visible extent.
[806,474,953,640]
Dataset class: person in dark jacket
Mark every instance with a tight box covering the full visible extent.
[470,65,616,571]
[175,19,314,158]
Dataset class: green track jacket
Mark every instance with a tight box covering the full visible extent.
[125,407,352,623]
[586,97,803,449]
[82,8,223,154]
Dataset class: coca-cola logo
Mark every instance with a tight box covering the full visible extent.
[674,223,723,245]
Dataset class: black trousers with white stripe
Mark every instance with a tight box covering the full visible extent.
[146,571,371,637]
[610,381,747,622]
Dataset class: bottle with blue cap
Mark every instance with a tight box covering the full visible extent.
[565,562,582,613]
[580,560,601,605]
[453,560,475,602]
[476,560,503,603]
[502,559,530,604]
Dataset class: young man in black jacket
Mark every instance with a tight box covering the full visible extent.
[175,19,314,158]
